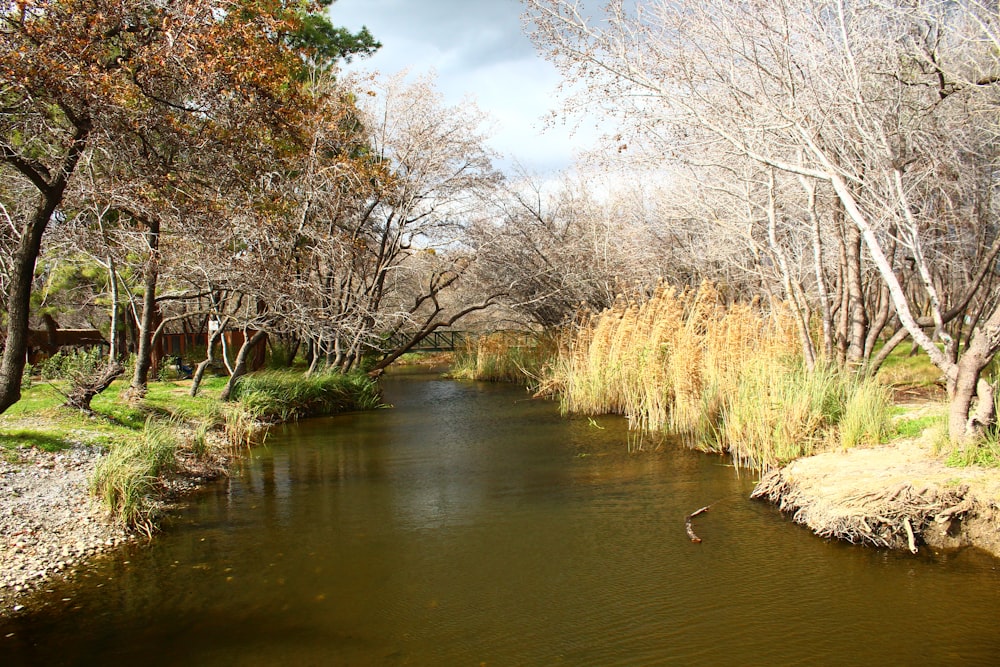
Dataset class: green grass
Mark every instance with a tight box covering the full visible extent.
[89,417,179,534]
[946,440,1000,468]
[141,377,227,425]
[229,370,383,422]
[876,343,944,387]
[839,377,893,449]
[1,429,72,454]
[891,411,946,439]
[4,383,64,414]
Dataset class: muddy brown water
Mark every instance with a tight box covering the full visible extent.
[3,369,1000,665]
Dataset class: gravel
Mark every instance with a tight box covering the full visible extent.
[0,445,130,616]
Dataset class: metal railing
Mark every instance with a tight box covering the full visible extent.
[384,330,471,352]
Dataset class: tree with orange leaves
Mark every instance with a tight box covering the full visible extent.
[0,0,377,411]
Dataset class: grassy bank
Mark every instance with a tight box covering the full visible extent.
[544,283,893,469]
[449,331,555,385]
[1,370,381,531]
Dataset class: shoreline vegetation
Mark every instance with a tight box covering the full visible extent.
[455,285,1000,558]
[0,368,381,615]
[4,284,1000,614]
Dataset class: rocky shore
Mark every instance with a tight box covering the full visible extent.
[0,445,130,616]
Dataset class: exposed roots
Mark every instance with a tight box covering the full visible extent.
[752,467,975,552]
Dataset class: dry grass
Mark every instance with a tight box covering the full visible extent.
[450,331,554,385]
[546,282,891,469]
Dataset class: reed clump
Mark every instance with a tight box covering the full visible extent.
[89,417,178,535]
[547,282,891,469]
[450,331,554,385]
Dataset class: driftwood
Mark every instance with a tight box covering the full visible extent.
[685,504,711,543]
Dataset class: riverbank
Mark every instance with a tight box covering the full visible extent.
[0,370,380,617]
[752,399,1000,557]
[0,439,230,616]
[0,444,128,613]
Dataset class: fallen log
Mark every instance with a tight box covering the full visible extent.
[685,504,711,543]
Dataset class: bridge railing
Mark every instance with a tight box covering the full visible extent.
[380,330,540,354]
[383,330,471,352]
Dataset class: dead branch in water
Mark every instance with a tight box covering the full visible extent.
[685,504,712,543]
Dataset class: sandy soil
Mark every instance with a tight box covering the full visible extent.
[753,404,1000,557]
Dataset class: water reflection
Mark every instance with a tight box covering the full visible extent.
[2,371,1000,665]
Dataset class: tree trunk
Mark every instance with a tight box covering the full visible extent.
[220,329,268,401]
[0,197,60,413]
[803,178,833,359]
[285,336,300,367]
[834,210,850,366]
[845,221,868,367]
[128,218,161,398]
[948,306,1000,441]
[108,255,121,361]
[190,321,226,397]
[0,120,90,414]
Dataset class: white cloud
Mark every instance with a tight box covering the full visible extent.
[329,0,597,174]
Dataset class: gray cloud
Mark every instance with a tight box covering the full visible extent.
[329,0,593,174]
[333,0,534,71]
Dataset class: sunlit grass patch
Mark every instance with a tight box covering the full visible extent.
[3,382,64,414]
[891,411,946,440]
[946,440,1000,468]
[877,343,944,387]
[142,377,227,425]
[89,417,179,535]
[229,370,383,423]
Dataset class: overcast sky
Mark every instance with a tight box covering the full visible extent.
[329,0,596,175]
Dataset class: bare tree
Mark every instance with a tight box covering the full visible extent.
[525,0,1000,440]
[470,167,680,326]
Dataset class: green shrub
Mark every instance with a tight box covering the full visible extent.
[39,348,104,380]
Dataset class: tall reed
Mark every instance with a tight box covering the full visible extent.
[450,331,554,385]
[547,283,891,469]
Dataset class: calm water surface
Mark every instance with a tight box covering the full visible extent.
[3,370,1000,665]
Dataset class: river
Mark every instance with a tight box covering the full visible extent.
[3,369,1000,665]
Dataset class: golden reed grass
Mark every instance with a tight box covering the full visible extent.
[451,331,555,385]
[547,282,889,469]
